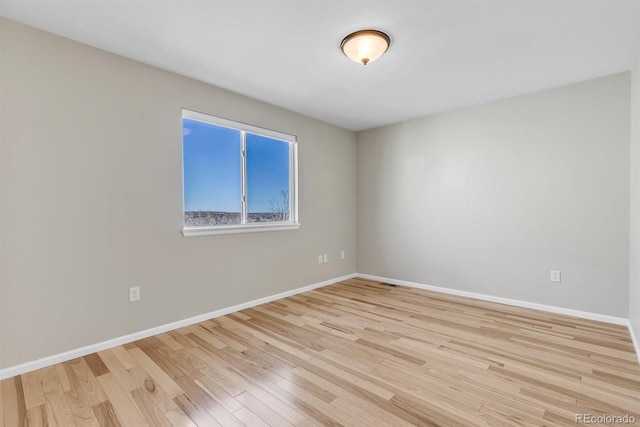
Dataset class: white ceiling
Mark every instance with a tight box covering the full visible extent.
[2,0,639,131]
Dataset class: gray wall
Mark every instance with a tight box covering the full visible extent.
[0,19,357,368]
[630,60,640,346]
[357,73,630,317]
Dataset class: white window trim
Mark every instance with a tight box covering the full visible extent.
[183,223,301,237]
[181,109,300,237]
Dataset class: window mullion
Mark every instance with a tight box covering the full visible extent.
[241,131,247,224]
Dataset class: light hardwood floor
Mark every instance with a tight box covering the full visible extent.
[2,277,640,426]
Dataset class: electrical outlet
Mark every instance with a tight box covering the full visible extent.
[129,286,140,302]
[318,255,323,264]
[550,270,561,283]
[323,254,328,263]
[341,251,345,260]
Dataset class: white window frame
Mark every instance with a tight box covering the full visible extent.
[182,109,300,237]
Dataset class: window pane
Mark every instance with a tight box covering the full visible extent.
[183,118,241,226]
[246,133,290,223]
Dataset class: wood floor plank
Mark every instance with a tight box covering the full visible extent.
[185,350,243,397]
[2,278,639,426]
[156,334,184,352]
[96,350,139,393]
[173,393,221,427]
[3,375,28,427]
[129,388,171,427]
[160,348,203,382]
[233,406,270,427]
[193,376,242,413]
[242,386,307,426]
[109,347,137,371]
[236,391,295,427]
[64,358,107,407]
[0,375,4,427]
[134,338,186,380]
[55,365,72,393]
[173,375,244,427]
[63,388,100,427]
[91,401,122,427]
[127,366,179,414]
[127,348,184,399]
[290,366,414,427]
[163,409,198,427]
[26,404,49,427]
[212,366,308,425]
[41,366,76,427]
[83,354,110,378]
[21,369,46,410]
[95,374,148,427]
[276,378,371,427]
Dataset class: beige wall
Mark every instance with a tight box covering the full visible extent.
[630,60,640,346]
[1,17,636,370]
[0,19,357,368]
[357,73,631,317]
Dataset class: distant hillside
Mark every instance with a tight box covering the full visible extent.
[185,211,289,226]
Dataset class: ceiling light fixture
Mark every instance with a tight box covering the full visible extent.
[340,29,390,65]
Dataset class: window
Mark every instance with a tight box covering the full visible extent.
[182,109,299,236]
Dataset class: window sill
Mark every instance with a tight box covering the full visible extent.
[182,223,301,237]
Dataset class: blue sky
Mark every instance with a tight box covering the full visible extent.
[183,118,289,213]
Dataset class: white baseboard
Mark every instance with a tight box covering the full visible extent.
[356,273,629,325]
[0,273,357,380]
[629,323,640,366]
